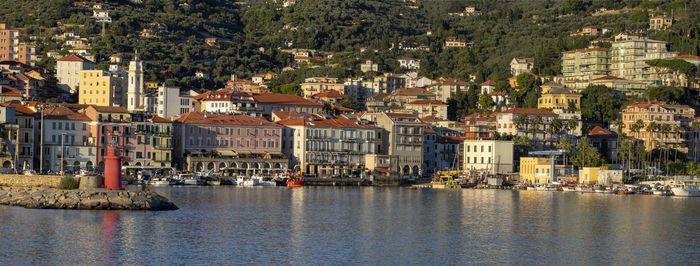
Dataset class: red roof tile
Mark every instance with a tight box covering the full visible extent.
[408,99,447,105]
[0,102,35,115]
[56,54,94,63]
[252,93,323,106]
[312,90,344,98]
[499,108,556,116]
[176,112,279,126]
[480,80,495,86]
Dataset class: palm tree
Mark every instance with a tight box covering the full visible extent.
[646,122,658,175]
[548,118,564,148]
[691,120,700,163]
[630,120,644,170]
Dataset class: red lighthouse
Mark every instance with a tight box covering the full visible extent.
[103,144,122,190]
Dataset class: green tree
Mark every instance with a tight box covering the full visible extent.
[477,94,495,114]
[581,85,623,126]
[573,137,604,168]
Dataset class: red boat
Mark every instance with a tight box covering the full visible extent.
[286,166,304,187]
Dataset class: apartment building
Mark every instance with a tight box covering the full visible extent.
[78,70,124,107]
[362,112,425,177]
[621,101,695,152]
[56,54,95,93]
[462,139,514,175]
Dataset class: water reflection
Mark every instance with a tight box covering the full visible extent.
[1,188,700,264]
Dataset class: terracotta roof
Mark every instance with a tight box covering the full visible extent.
[480,80,496,86]
[488,91,507,96]
[499,108,556,116]
[252,93,323,106]
[56,54,94,63]
[42,106,91,121]
[176,112,279,126]
[408,99,446,105]
[0,85,21,97]
[392,88,434,96]
[588,126,617,136]
[564,47,609,53]
[90,105,128,113]
[0,102,35,115]
[276,117,307,126]
[333,104,355,112]
[420,116,445,123]
[513,58,534,64]
[386,112,417,118]
[272,111,299,121]
[672,55,700,61]
[593,75,626,81]
[149,115,171,123]
[312,90,344,98]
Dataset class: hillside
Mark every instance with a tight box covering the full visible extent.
[1,0,699,90]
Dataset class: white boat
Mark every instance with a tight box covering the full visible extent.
[652,190,670,196]
[562,187,575,192]
[23,170,37,176]
[671,182,700,197]
[207,180,221,186]
[148,178,170,186]
[172,173,204,185]
[236,177,259,187]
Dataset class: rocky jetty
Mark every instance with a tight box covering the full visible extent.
[0,186,178,211]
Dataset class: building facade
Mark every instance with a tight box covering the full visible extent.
[56,54,95,93]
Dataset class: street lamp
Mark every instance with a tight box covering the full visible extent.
[61,133,66,176]
[37,104,45,174]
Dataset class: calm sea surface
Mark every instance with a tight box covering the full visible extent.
[1,187,699,265]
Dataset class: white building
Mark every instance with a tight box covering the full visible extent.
[39,106,96,172]
[279,115,382,177]
[397,57,421,70]
[462,139,514,175]
[56,54,95,93]
[360,60,380,73]
[147,86,196,118]
[510,57,534,76]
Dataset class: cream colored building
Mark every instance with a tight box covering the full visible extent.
[78,70,124,107]
[610,35,677,83]
[362,112,425,177]
[405,100,448,120]
[300,77,345,98]
[56,54,96,93]
[579,167,623,185]
[462,140,514,174]
[561,47,610,87]
[649,16,673,30]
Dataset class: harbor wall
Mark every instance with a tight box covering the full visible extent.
[0,175,62,188]
[0,186,178,211]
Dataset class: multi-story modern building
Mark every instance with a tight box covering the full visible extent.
[173,112,287,176]
[363,112,425,177]
[496,108,558,148]
[56,54,95,93]
[423,131,462,175]
[279,115,382,177]
[428,77,470,102]
[621,101,695,152]
[561,47,610,88]
[610,35,677,83]
[0,23,35,65]
[146,86,196,118]
[462,139,514,175]
[78,70,124,107]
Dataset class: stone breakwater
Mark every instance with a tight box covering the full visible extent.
[0,187,178,211]
[0,175,62,188]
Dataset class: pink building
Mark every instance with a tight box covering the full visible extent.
[173,112,288,175]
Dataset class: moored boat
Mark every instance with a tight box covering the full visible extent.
[671,181,700,197]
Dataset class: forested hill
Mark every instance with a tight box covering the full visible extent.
[2,0,700,90]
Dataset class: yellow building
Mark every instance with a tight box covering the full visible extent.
[621,101,695,151]
[519,157,568,184]
[79,70,124,106]
[537,87,581,110]
[145,81,160,90]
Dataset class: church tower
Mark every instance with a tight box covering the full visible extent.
[127,50,144,111]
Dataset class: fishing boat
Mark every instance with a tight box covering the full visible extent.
[285,166,304,187]
[235,177,258,187]
[429,170,461,189]
[671,180,700,197]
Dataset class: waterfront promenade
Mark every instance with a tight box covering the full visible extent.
[1,187,699,264]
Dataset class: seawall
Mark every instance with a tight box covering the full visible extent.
[0,186,178,211]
